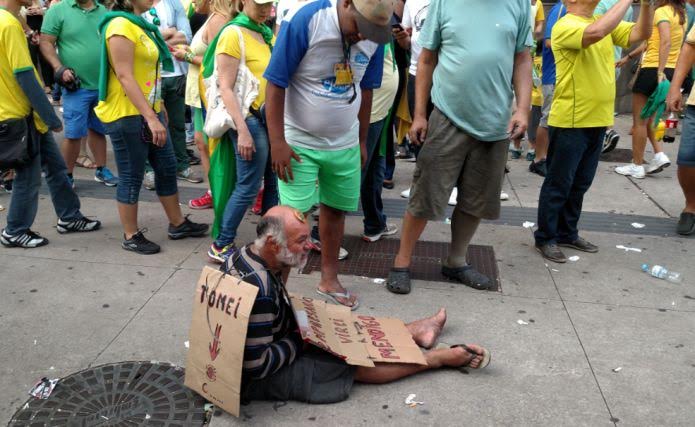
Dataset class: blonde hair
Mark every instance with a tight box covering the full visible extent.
[209,0,241,20]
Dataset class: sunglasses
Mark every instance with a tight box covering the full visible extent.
[148,8,161,26]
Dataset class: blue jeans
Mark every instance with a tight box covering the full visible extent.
[5,130,82,234]
[360,119,387,235]
[215,116,277,247]
[535,127,605,245]
[104,114,178,204]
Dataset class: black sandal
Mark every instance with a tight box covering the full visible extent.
[386,267,411,294]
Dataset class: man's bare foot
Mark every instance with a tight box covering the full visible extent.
[317,278,358,308]
[407,308,447,349]
[439,345,486,369]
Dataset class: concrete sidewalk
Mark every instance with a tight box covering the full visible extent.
[1,115,694,426]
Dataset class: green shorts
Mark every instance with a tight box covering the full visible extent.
[278,145,361,213]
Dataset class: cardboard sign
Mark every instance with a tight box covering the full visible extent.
[184,266,258,417]
[291,295,427,367]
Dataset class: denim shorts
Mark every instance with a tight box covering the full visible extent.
[104,114,178,204]
[679,106,695,167]
[62,88,106,139]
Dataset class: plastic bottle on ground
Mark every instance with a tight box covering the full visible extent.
[641,264,682,283]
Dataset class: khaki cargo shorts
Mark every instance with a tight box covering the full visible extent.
[407,108,509,221]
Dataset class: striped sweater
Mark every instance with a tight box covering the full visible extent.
[229,245,303,381]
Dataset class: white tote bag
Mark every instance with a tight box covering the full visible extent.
[203,26,260,138]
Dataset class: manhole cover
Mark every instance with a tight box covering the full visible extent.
[9,361,208,426]
[301,236,501,291]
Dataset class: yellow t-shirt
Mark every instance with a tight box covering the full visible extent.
[215,26,274,111]
[94,17,162,124]
[532,55,543,107]
[549,14,634,128]
[642,5,686,69]
[535,1,545,24]
[0,9,47,133]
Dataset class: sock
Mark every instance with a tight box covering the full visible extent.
[445,209,481,268]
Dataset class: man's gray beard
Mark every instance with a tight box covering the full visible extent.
[278,245,308,271]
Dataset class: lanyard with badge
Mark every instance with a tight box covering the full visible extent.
[337,32,358,104]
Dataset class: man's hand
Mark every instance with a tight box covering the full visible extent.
[61,68,75,82]
[271,140,301,183]
[666,86,683,113]
[507,110,528,140]
[409,116,428,146]
[237,129,255,161]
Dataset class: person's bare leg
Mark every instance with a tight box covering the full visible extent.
[354,346,485,384]
[87,130,107,167]
[158,194,185,227]
[393,211,429,268]
[195,131,210,179]
[117,202,139,239]
[61,138,82,174]
[534,126,548,162]
[317,204,356,307]
[631,94,649,165]
[406,308,447,349]
[679,166,695,212]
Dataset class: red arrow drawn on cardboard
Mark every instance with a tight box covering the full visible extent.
[209,324,222,361]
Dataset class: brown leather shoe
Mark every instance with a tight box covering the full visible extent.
[536,243,567,263]
[558,237,599,253]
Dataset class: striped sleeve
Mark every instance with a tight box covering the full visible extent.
[242,296,302,380]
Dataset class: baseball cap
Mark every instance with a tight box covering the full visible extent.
[352,0,395,44]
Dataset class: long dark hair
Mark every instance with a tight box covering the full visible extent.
[105,0,135,12]
[661,0,687,26]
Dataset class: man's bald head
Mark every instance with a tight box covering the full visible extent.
[254,206,311,270]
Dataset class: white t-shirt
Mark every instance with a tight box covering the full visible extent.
[144,0,191,77]
[276,0,304,22]
[264,0,384,150]
[402,0,430,76]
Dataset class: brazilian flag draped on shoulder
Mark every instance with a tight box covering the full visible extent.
[97,11,174,101]
[200,13,273,238]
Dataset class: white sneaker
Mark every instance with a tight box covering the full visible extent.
[500,192,509,201]
[400,188,411,198]
[308,236,349,260]
[615,163,645,179]
[361,223,398,242]
[448,188,458,206]
[646,152,671,174]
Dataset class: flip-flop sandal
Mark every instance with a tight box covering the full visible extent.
[436,342,491,370]
[386,267,411,294]
[316,289,360,311]
[677,212,695,236]
[76,154,97,169]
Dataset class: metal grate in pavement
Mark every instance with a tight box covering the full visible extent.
[9,362,207,426]
[600,148,635,163]
[301,235,500,291]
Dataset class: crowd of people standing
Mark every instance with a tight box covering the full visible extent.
[1,0,694,309]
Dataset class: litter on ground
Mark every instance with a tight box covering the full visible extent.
[405,394,424,406]
[522,221,535,229]
[613,367,623,372]
[184,341,190,349]
[373,278,386,285]
[568,256,580,262]
[29,378,59,399]
[631,223,646,229]
[517,319,529,325]
[616,245,642,253]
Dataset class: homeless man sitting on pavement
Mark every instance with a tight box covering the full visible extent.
[222,205,491,404]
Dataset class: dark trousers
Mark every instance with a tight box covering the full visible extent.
[360,119,387,235]
[534,127,605,245]
[161,75,188,172]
